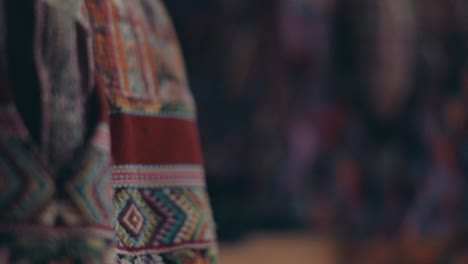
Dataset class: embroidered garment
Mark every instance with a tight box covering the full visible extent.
[0,0,218,263]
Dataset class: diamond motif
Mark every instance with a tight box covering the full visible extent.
[115,189,162,248]
[121,203,144,236]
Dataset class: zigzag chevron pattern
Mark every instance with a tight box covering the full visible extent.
[115,186,216,251]
[143,188,186,245]
[67,123,113,224]
[0,138,54,221]
[67,147,113,224]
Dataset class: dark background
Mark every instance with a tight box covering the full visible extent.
[165,0,468,262]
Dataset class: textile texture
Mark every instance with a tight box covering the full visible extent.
[0,0,218,263]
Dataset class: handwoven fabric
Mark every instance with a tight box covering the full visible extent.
[0,0,115,262]
[0,0,218,263]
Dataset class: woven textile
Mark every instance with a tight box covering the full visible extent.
[84,0,218,262]
[0,0,218,262]
[0,0,114,262]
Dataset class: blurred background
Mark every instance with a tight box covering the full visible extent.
[164,0,468,263]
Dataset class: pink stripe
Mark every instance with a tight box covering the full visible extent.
[112,172,205,187]
[113,173,204,179]
[114,171,201,176]
[113,167,204,183]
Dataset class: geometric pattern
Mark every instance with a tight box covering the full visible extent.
[160,247,218,264]
[159,187,215,244]
[0,0,117,261]
[0,120,114,262]
[67,145,113,225]
[0,157,21,212]
[143,189,186,246]
[115,186,217,252]
[0,0,118,259]
[121,203,144,235]
[112,164,206,188]
[84,0,219,262]
[1,0,218,263]
[0,230,115,263]
[115,188,160,248]
[0,107,114,261]
[0,138,54,221]
[66,123,113,225]
[85,0,196,118]
[0,127,114,262]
